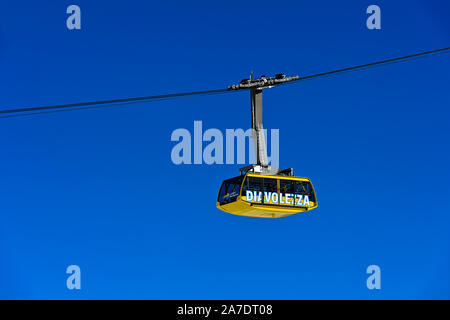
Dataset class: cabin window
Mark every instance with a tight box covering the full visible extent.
[280,179,295,193]
[218,176,243,204]
[242,176,262,194]
[295,181,316,202]
[240,176,316,205]
[263,178,277,193]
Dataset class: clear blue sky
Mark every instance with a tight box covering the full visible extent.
[1,0,449,299]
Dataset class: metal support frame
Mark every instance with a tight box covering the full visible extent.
[230,74,300,176]
[250,88,269,168]
[239,165,294,176]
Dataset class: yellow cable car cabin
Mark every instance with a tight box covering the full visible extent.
[217,170,318,218]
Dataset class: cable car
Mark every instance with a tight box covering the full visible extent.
[217,74,318,218]
[217,167,318,218]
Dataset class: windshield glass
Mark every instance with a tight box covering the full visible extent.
[218,176,244,204]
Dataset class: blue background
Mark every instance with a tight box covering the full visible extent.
[1,0,449,299]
